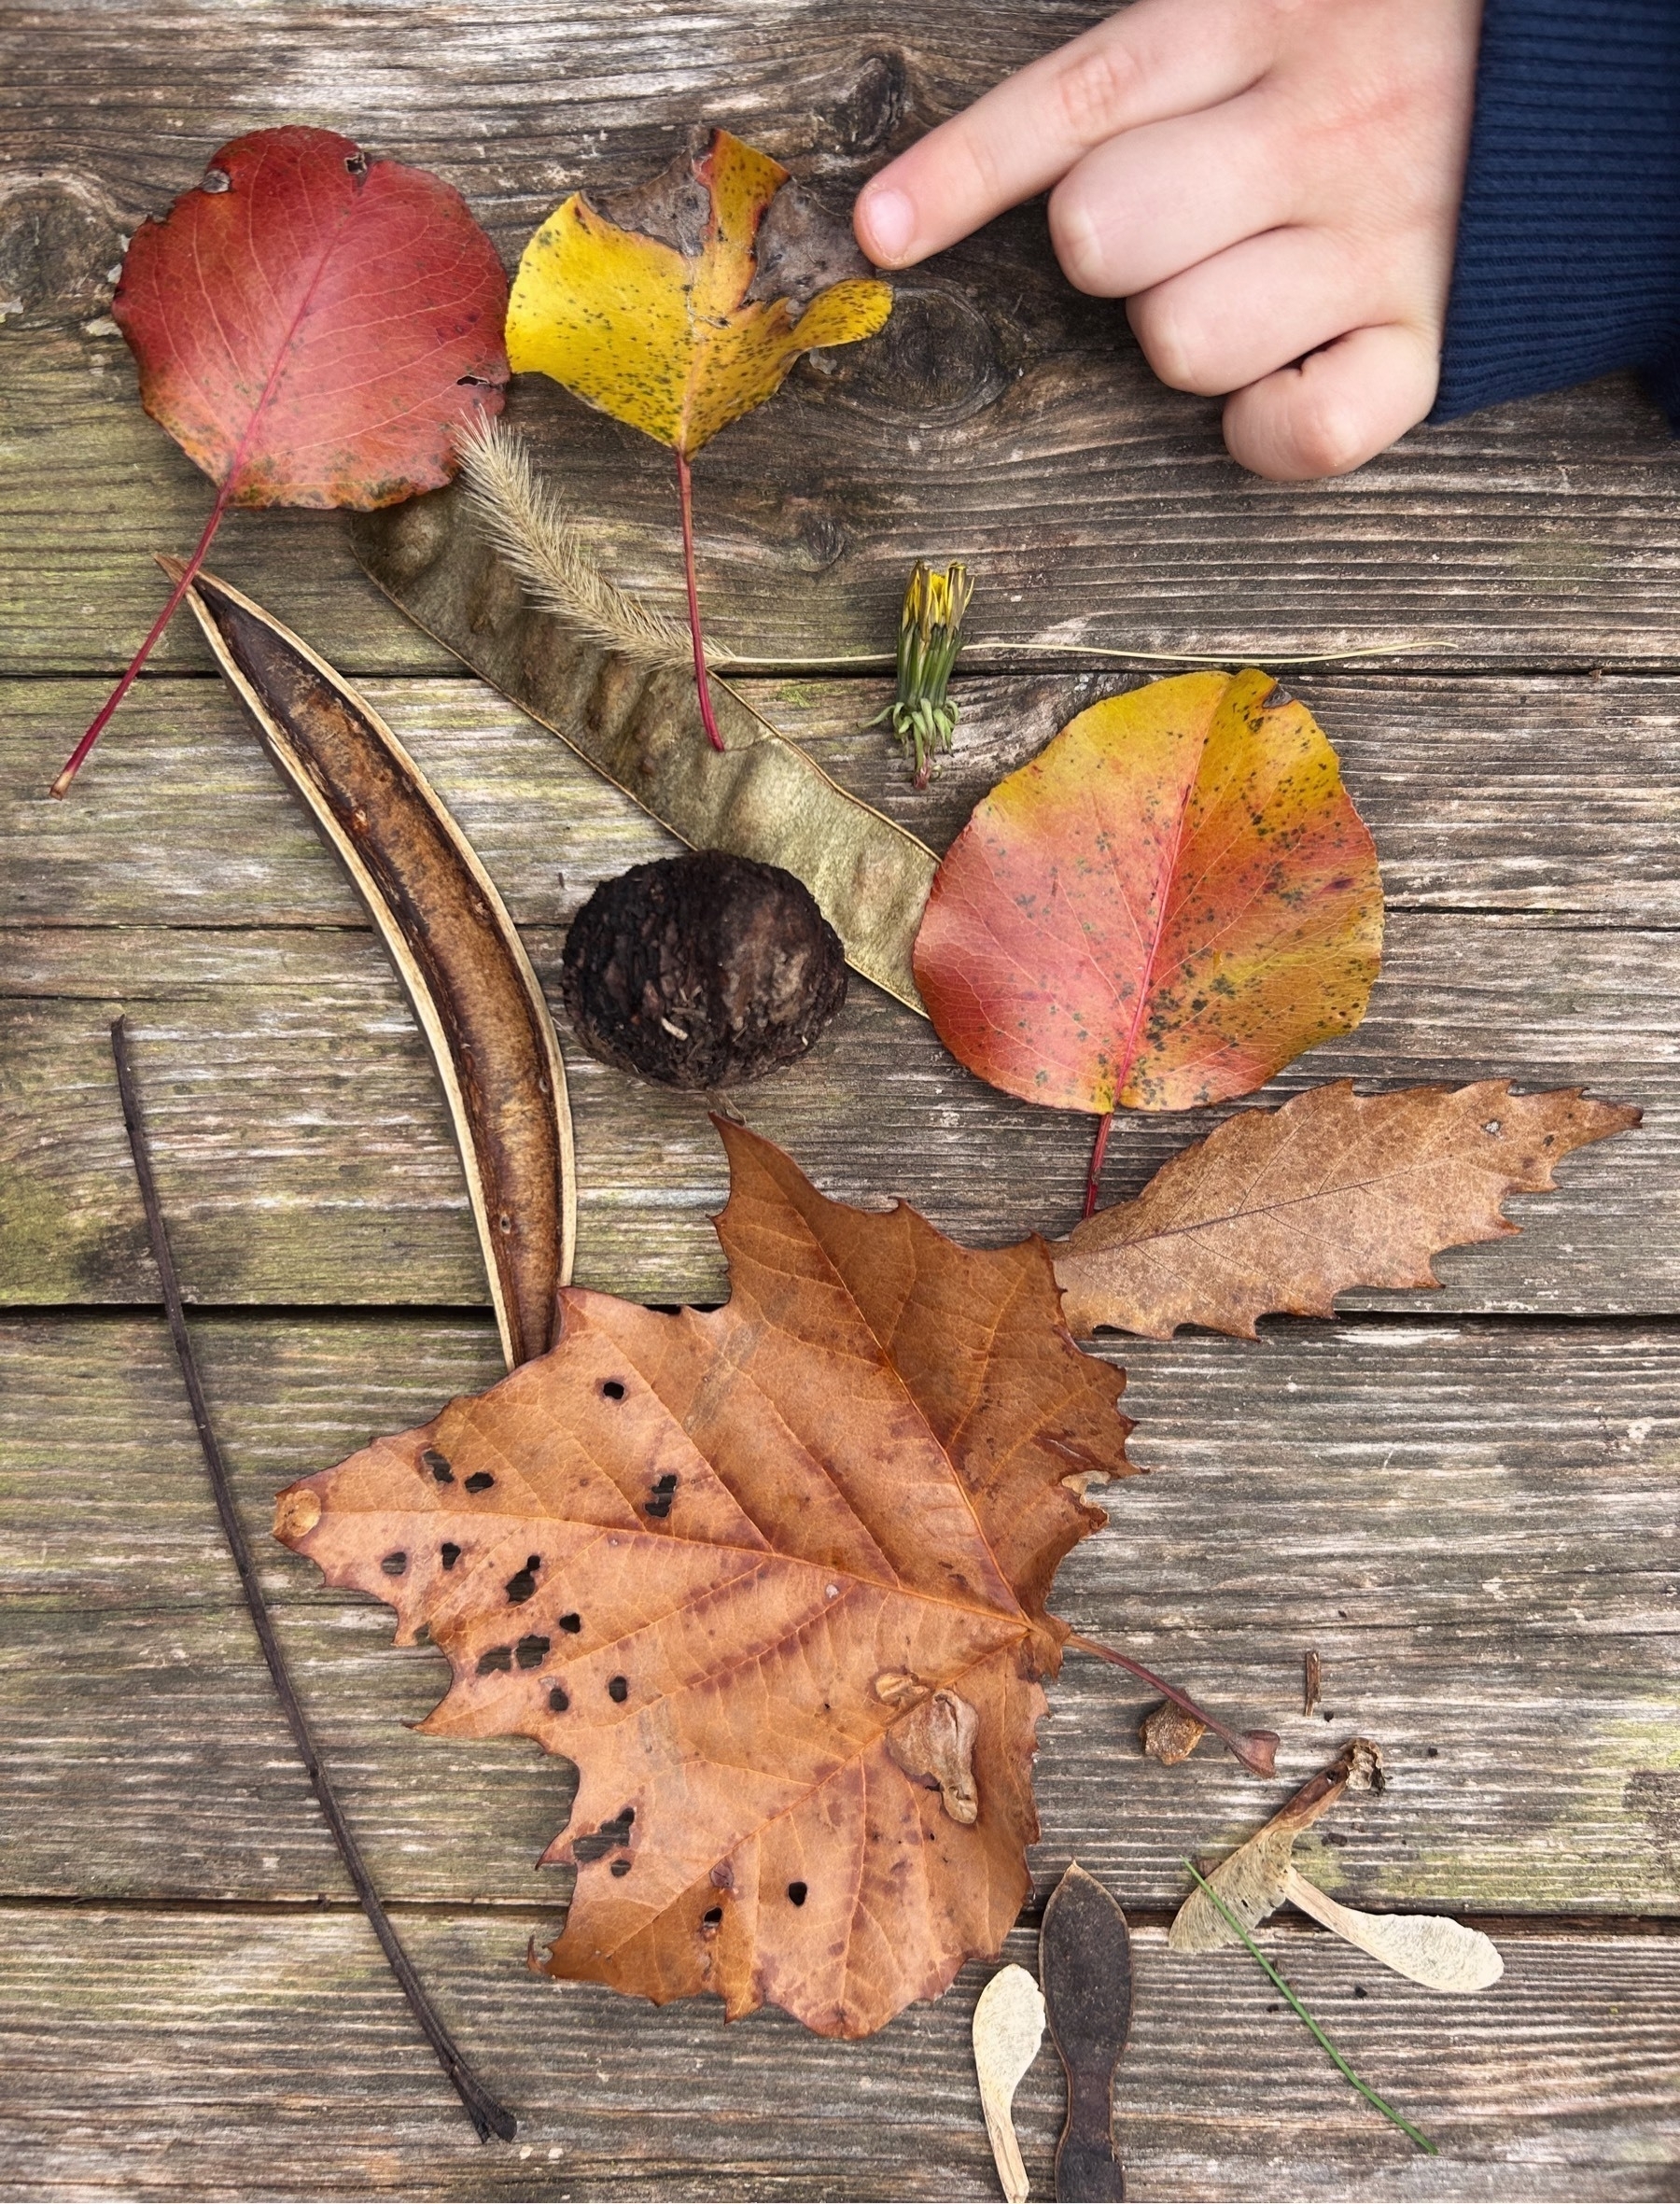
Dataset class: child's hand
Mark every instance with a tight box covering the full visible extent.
[855,0,1482,479]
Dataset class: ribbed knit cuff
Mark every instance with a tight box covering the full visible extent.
[1431,0,1680,428]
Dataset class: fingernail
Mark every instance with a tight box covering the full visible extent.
[859,183,915,264]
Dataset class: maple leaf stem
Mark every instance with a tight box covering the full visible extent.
[1068,1631,1279,1778]
[108,1015,518,2145]
[676,449,725,752]
[1082,1111,1114,1221]
[49,485,236,799]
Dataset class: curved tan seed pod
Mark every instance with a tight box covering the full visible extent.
[170,559,574,1368]
[973,1963,1045,2204]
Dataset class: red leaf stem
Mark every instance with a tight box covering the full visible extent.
[1082,1110,1113,1221]
[677,449,725,752]
[49,489,234,798]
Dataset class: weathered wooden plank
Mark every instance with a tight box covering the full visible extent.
[4,1313,1676,1910]
[6,0,1680,683]
[7,316,1678,682]
[7,672,1680,927]
[6,1598,1677,1914]
[0,1907,1674,2199]
[0,909,1664,1309]
[7,1313,1677,1633]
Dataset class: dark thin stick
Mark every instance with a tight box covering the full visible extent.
[109,1017,516,2144]
[1069,1630,1280,1777]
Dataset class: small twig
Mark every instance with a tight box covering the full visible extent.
[1069,1631,1278,1777]
[109,1017,516,2144]
[1181,1859,1437,2155]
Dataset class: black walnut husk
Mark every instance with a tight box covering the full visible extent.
[561,850,847,1088]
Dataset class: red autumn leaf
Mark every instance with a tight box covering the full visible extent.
[274,1120,1139,2039]
[53,124,509,795]
[912,670,1383,1207]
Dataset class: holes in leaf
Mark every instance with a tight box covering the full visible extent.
[787,1881,808,1907]
[477,1645,513,1675]
[464,1471,495,1494]
[558,1612,582,1635]
[702,1906,723,1928]
[344,149,368,177]
[200,168,231,193]
[505,1556,540,1604]
[608,1675,629,1704]
[645,1473,679,1521]
[457,372,492,386]
[441,1542,461,1571]
[380,1551,408,1576]
[423,1448,455,1484]
[610,1860,631,1877]
[1483,1119,1502,1136]
[515,1634,551,1669]
[600,1379,626,1401]
[548,1684,569,1713]
[573,1806,634,1862]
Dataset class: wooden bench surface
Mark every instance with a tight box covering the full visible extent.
[2,5,1677,2197]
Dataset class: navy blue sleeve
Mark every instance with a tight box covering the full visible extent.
[1431,0,1680,429]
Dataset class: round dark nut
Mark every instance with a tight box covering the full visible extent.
[560,850,847,1088]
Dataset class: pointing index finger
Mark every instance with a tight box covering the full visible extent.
[856,0,1281,267]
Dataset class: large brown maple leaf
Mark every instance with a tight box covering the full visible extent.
[274,1121,1133,2038]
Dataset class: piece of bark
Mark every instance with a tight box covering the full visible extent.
[1141,1701,1208,1765]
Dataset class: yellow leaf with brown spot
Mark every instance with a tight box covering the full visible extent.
[506,127,892,455]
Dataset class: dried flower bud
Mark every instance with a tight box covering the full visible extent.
[871,559,973,788]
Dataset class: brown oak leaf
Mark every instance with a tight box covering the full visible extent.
[1054,1079,1640,1341]
[274,1120,1133,2038]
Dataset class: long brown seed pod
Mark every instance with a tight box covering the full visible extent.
[169,558,574,1368]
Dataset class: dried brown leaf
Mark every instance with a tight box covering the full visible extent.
[274,1120,1134,2039]
[1056,1080,1640,1340]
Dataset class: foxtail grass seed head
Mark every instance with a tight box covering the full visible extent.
[872,560,973,788]
[455,417,693,670]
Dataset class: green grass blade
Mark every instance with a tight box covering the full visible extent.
[1180,1858,1437,2155]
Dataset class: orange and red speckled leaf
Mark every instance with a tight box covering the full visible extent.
[53,125,508,794]
[912,669,1383,1116]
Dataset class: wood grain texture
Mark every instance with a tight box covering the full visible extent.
[1,911,1663,1309]
[4,1314,1676,1911]
[9,671,1680,927]
[4,0,1680,681]
[5,0,1679,2187]
[0,1908,1675,2200]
